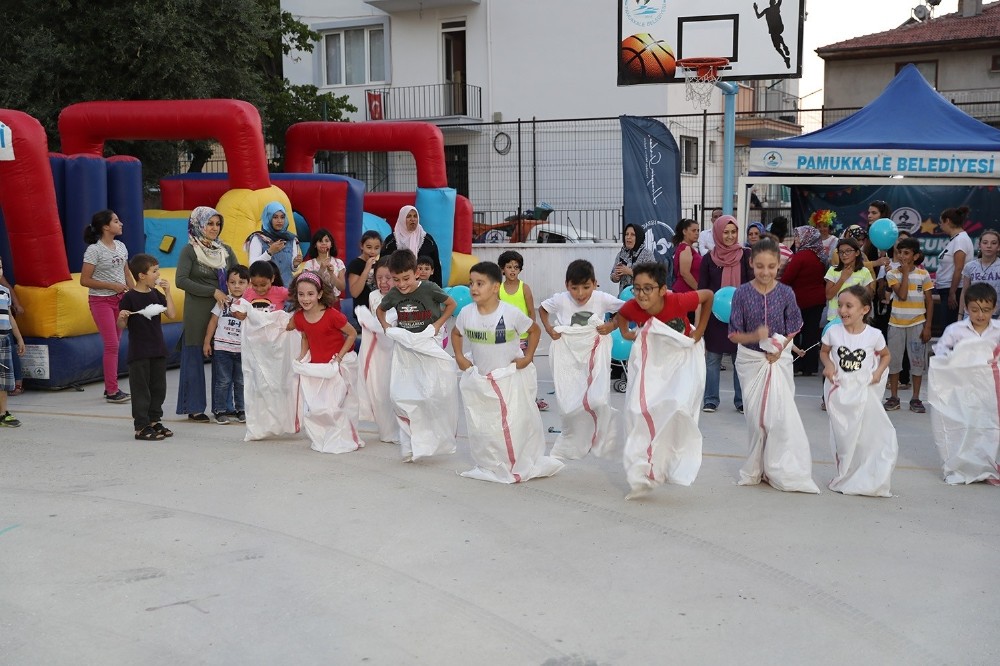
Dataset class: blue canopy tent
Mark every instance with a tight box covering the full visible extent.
[735,65,1000,269]
[748,64,1000,178]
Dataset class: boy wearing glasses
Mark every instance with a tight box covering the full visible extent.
[616,262,713,340]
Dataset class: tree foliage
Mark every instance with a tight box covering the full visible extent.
[0,0,354,180]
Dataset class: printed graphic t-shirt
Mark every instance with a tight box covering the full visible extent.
[455,301,534,373]
[378,280,450,333]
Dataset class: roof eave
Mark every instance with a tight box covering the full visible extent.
[817,37,1000,60]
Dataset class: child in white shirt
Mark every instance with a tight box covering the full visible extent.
[538,259,623,338]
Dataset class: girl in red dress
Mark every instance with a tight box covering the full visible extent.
[287,271,356,363]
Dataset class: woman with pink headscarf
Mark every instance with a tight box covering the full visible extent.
[381,205,443,287]
[698,215,752,413]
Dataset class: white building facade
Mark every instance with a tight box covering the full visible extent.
[281,0,800,237]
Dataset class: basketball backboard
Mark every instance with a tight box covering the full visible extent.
[618,0,805,85]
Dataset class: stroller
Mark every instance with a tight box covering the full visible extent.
[611,358,628,393]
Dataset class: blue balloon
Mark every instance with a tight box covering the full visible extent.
[610,328,633,362]
[869,218,899,251]
[712,286,737,323]
[823,317,842,336]
[620,285,634,300]
[449,285,473,315]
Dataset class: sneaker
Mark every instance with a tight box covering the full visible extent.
[899,383,912,391]
[909,399,926,414]
[821,400,827,412]
[702,404,718,413]
[214,412,230,425]
[0,412,21,427]
[883,397,901,411]
[235,411,246,423]
[104,390,131,403]
[536,399,549,412]
[187,413,211,423]
[736,405,744,414]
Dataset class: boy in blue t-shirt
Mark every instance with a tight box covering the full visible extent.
[118,254,176,441]
[0,274,26,427]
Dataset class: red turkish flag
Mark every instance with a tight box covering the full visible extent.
[367,92,384,120]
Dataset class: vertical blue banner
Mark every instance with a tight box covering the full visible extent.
[620,115,681,266]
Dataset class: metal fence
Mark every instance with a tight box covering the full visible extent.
[176,100,1000,242]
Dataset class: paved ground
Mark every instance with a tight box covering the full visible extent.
[1,361,997,665]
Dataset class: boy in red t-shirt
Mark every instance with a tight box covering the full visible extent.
[616,262,713,341]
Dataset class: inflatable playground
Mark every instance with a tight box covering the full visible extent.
[0,99,476,389]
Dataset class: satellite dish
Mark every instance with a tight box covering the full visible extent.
[912,4,930,20]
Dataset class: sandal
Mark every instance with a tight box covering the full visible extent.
[536,399,549,412]
[135,425,165,441]
[9,384,23,397]
[151,422,173,438]
[909,399,926,414]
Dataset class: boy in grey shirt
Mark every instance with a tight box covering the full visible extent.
[377,250,456,333]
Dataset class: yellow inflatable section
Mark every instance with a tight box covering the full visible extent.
[216,186,296,266]
[15,268,186,338]
[448,252,479,286]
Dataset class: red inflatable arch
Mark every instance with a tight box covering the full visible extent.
[59,100,270,190]
[0,110,71,286]
[285,121,447,188]
[284,121,472,254]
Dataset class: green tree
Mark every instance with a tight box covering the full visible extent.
[0,0,354,182]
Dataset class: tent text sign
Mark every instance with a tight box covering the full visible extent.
[750,147,998,178]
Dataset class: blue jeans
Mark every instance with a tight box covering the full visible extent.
[5,331,21,382]
[211,349,244,415]
[705,351,742,409]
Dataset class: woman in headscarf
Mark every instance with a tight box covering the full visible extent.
[610,223,656,295]
[381,205,443,286]
[745,222,765,248]
[175,206,238,423]
[781,226,828,376]
[698,215,752,413]
[246,201,302,287]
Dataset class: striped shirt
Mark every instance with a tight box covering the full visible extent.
[886,266,933,328]
[0,285,10,332]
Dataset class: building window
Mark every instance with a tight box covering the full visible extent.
[680,136,698,174]
[992,55,1000,72]
[324,26,386,86]
[895,60,937,88]
[708,140,717,163]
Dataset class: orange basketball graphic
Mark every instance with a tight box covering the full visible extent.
[620,33,676,83]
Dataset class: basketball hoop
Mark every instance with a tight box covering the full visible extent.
[676,57,730,110]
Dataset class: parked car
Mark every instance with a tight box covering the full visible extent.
[524,222,598,244]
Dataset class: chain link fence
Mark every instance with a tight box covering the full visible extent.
[176,100,999,242]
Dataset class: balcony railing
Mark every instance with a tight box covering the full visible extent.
[364,83,482,121]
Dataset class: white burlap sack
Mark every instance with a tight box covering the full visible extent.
[355,306,399,443]
[927,338,1000,485]
[460,363,564,483]
[550,323,620,460]
[824,367,897,497]
[292,352,363,454]
[735,335,820,493]
[386,325,459,460]
[622,319,705,494]
[237,305,300,441]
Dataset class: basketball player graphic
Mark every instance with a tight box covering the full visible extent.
[753,0,791,69]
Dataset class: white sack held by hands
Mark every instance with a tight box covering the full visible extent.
[623,318,706,495]
[292,351,363,454]
[237,305,300,441]
[355,306,399,443]
[824,360,897,497]
[735,335,820,493]
[386,325,459,460]
[927,338,1000,485]
[460,363,564,483]
[550,322,620,460]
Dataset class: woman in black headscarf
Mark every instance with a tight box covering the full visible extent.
[610,223,656,295]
